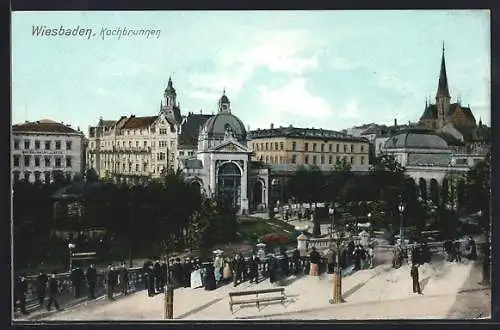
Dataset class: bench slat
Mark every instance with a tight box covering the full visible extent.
[230,296,285,305]
[229,288,284,297]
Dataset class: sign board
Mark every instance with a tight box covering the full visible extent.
[21,150,64,155]
[71,252,97,260]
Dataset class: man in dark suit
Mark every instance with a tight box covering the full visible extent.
[85,264,97,299]
[119,262,129,296]
[153,259,161,293]
[47,272,61,311]
[410,263,422,294]
[248,254,260,283]
[15,274,28,314]
[36,270,48,307]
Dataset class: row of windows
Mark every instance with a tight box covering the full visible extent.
[12,170,71,183]
[264,154,365,166]
[95,160,171,175]
[13,139,72,151]
[252,141,365,153]
[179,151,195,156]
[13,155,73,168]
[93,139,175,149]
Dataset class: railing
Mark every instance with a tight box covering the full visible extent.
[20,267,144,312]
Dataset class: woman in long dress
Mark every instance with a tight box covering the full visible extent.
[213,255,224,287]
[223,258,233,283]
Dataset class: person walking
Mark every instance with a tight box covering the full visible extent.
[160,260,168,292]
[15,274,28,315]
[119,262,129,296]
[213,254,224,287]
[268,255,278,284]
[410,263,422,294]
[309,247,321,277]
[367,246,375,269]
[85,264,97,300]
[153,259,161,293]
[232,255,243,287]
[454,241,462,263]
[36,270,48,307]
[47,272,61,311]
[292,249,300,275]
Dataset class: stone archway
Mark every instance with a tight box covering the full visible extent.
[419,178,428,200]
[429,179,439,206]
[217,162,242,210]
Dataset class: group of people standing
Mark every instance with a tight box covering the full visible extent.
[15,270,63,315]
[104,262,129,300]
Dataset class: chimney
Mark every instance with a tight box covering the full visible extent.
[394,118,397,127]
[270,123,274,129]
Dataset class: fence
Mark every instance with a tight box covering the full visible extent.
[20,267,144,312]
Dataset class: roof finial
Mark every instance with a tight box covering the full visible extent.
[425,98,428,108]
[442,41,445,54]
[223,87,226,95]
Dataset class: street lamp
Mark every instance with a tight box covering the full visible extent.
[329,207,335,237]
[68,243,76,272]
[398,202,405,247]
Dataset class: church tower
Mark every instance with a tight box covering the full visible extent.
[435,44,451,128]
[218,89,231,113]
[163,76,177,107]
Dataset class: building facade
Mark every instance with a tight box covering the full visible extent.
[12,119,85,183]
[248,125,370,172]
[86,77,182,181]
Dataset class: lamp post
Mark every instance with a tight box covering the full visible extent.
[329,207,335,237]
[398,202,405,247]
[68,243,76,272]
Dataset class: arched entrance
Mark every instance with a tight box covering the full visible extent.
[253,180,264,209]
[429,179,439,206]
[419,178,427,200]
[191,180,202,191]
[217,162,241,210]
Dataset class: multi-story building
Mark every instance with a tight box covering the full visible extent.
[248,124,370,171]
[11,119,85,183]
[87,77,181,181]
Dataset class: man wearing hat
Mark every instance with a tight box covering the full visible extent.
[36,269,48,307]
[213,252,224,287]
[15,273,28,315]
[47,271,61,311]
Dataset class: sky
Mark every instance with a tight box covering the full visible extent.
[12,10,490,136]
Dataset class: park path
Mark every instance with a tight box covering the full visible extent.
[25,259,489,321]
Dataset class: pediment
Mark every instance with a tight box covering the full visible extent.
[210,140,251,153]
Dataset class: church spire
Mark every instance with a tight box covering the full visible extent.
[436,43,451,100]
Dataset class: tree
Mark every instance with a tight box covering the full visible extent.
[85,168,99,183]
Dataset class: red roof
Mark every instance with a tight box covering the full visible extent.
[13,120,82,134]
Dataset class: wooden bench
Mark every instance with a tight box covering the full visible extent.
[228,288,286,313]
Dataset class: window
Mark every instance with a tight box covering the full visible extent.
[313,155,317,164]
[35,140,40,149]
[159,153,166,161]
[305,155,309,164]
[14,139,20,150]
[44,172,50,183]
[260,143,264,150]
[320,155,325,164]
[292,141,296,151]
[34,171,41,182]
[280,142,284,151]
[265,143,269,151]
[270,143,273,151]
[313,143,317,152]
[343,144,347,152]
[292,154,297,164]
[34,156,40,167]
[24,140,30,149]
[55,157,61,168]
[13,171,20,182]
[144,141,147,148]
[350,156,355,165]
[304,143,309,151]
[329,144,332,152]
[143,163,147,172]
[135,141,139,148]
[66,156,72,168]
[329,155,333,164]
[55,140,61,150]
[45,141,51,150]
[129,141,132,148]
[360,145,364,152]
[321,144,325,152]
[160,128,168,135]
[361,156,365,165]
[136,164,139,172]
[44,157,50,167]
[274,142,279,150]
[179,151,185,156]
[66,140,72,150]
[279,156,283,163]
[351,144,354,152]
[13,155,20,167]
[24,172,30,182]
[336,155,341,162]
[24,155,30,167]
[336,144,339,152]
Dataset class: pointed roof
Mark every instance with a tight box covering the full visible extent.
[164,76,176,94]
[436,45,451,99]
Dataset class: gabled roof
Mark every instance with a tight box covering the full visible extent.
[122,116,158,129]
[13,120,83,135]
[178,113,212,147]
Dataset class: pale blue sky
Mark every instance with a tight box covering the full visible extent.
[12,10,490,135]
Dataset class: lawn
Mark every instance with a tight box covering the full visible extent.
[236,216,296,245]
